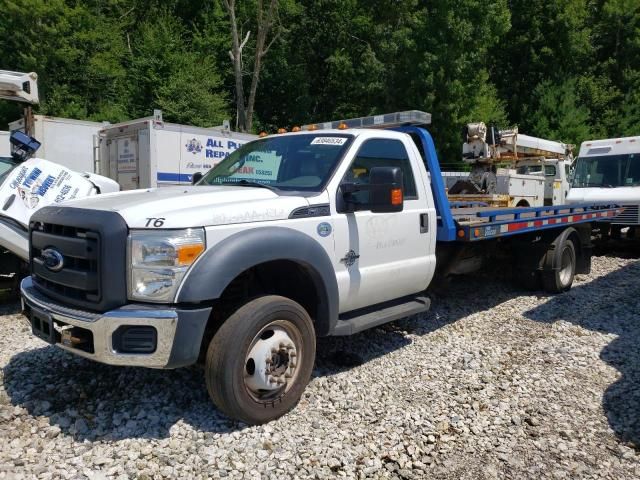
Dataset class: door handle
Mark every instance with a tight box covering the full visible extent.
[420,213,429,233]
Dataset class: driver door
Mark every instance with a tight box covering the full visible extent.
[332,137,434,313]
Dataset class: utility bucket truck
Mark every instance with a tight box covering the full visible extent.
[448,123,573,207]
[567,136,640,237]
[21,110,621,425]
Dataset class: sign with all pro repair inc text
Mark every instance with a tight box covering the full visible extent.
[0,158,99,227]
[171,132,247,183]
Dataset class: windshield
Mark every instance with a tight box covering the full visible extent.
[199,134,354,191]
[572,153,640,188]
[0,156,17,184]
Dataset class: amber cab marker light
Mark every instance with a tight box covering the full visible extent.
[277,128,287,134]
[292,126,301,132]
[391,188,403,206]
[259,131,268,138]
[306,124,318,131]
[338,122,348,130]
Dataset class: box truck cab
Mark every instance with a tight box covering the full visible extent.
[567,136,640,229]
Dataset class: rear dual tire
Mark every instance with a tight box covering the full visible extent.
[518,237,576,293]
[542,239,576,293]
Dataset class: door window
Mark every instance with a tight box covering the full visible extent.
[342,139,418,207]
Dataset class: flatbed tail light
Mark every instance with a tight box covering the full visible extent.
[301,110,431,131]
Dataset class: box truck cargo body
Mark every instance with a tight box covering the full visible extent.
[0,131,9,157]
[97,116,258,190]
[9,116,107,172]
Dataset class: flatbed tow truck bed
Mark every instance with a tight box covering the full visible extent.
[397,125,624,243]
[449,204,624,242]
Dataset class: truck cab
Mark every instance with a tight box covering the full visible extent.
[21,112,439,424]
[567,136,640,231]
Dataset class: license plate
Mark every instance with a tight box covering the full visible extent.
[485,225,498,237]
[30,308,56,344]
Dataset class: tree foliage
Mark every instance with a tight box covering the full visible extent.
[0,0,637,164]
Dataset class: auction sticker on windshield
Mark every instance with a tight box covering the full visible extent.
[310,137,347,146]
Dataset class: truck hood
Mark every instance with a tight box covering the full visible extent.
[61,186,309,228]
[567,187,640,205]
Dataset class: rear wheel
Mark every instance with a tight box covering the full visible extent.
[542,239,576,293]
[205,295,316,425]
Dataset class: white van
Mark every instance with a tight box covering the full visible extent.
[567,136,640,229]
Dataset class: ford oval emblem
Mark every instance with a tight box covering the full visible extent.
[41,248,64,272]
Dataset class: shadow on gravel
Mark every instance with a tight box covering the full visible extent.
[524,261,640,449]
[593,235,640,259]
[3,346,244,440]
[2,268,532,442]
[316,268,528,375]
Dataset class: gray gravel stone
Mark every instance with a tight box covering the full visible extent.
[0,256,639,479]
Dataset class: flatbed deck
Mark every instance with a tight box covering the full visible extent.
[450,204,624,241]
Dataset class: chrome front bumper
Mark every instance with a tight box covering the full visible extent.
[21,277,211,368]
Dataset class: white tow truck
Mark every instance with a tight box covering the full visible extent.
[449,123,573,207]
[21,111,621,424]
[567,136,640,237]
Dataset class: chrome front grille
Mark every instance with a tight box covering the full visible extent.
[31,223,101,303]
[612,204,640,225]
[29,206,129,312]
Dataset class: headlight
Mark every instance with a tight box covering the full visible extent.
[128,228,205,302]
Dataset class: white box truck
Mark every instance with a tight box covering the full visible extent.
[97,112,258,190]
[567,136,640,233]
[9,115,108,173]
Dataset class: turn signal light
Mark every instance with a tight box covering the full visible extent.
[177,244,205,266]
[391,188,403,206]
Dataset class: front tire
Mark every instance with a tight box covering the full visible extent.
[205,295,316,425]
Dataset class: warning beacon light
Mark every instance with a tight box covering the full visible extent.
[302,110,431,131]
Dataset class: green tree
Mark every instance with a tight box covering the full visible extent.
[491,0,592,128]
[531,79,592,146]
[0,0,129,125]
[126,14,229,126]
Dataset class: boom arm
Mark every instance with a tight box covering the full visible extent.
[463,122,572,164]
[0,70,39,105]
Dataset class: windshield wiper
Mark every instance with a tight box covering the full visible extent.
[217,179,280,192]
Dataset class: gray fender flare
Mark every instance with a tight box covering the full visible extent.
[176,227,339,336]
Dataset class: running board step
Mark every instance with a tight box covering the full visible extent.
[332,295,431,336]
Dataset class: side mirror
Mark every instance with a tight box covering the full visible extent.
[370,166,404,213]
[192,172,203,185]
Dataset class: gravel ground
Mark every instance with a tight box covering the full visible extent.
[1,255,639,479]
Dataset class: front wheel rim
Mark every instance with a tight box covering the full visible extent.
[243,320,303,402]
